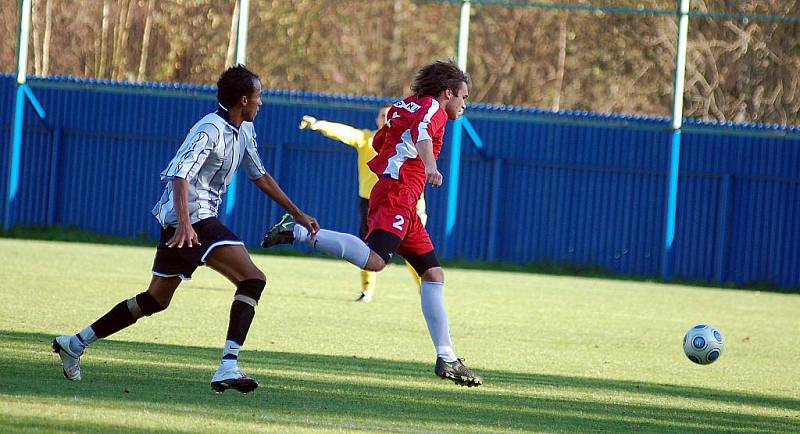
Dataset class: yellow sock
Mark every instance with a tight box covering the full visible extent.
[405,261,421,293]
[361,270,376,293]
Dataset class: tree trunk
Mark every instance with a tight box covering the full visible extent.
[552,15,567,111]
[98,0,110,78]
[31,0,41,74]
[137,0,155,81]
[111,0,134,80]
[118,0,136,80]
[42,0,52,75]
[226,0,240,67]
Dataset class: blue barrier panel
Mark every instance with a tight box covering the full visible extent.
[2,74,799,288]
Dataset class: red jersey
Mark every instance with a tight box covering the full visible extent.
[367,95,448,197]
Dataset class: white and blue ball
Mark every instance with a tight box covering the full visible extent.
[683,324,724,365]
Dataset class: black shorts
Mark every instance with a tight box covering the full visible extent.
[152,217,243,280]
[366,229,440,276]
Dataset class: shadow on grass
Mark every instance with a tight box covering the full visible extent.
[2,331,798,433]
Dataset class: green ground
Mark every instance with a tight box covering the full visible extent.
[0,238,798,433]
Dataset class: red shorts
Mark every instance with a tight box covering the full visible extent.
[367,177,433,257]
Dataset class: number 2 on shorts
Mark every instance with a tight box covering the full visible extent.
[393,214,405,231]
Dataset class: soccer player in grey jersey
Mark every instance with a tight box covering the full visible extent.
[52,65,319,394]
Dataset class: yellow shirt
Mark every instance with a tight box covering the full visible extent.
[313,120,427,221]
[313,121,378,199]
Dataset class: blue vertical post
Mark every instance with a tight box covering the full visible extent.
[5,86,26,230]
[5,0,33,231]
[443,0,472,259]
[443,119,464,259]
[224,0,251,222]
[662,0,690,280]
[662,130,682,278]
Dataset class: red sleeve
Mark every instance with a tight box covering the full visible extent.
[371,124,387,153]
[411,102,447,144]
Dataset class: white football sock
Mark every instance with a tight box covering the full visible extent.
[220,339,240,370]
[79,326,97,344]
[294,225,370,269]
[420,281,457,362]
[69,326,97,355]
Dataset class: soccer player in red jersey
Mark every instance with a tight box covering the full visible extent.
[263,60,482,386]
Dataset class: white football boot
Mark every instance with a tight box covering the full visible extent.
[52,335,82,381]
[210,365,259,394]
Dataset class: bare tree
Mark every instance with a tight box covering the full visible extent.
[137,0,155,81]
[97,0,111,78]
[225,0,239,67]
[1,0,798,124]
[111,0,135,80]
[552,14,567,111]
[30,0,41,74]
[42,0,52,75]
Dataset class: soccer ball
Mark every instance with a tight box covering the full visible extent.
[683,324,724,365]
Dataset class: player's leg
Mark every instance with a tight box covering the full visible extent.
[52,275,181,381]
[204,244,265,394]
[407,195,426,291]
[262,213,382,270]
[404,254,454,360]
[401,223,482,387]
[262,178,404,273]
[357,197,376,302]
[404,260,422,290]
[52,229,192,382]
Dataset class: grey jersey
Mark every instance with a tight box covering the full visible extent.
[152,110,267,227]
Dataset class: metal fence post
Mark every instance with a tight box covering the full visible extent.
[5,0,32,230]
[662,0,690,280]
[443,0,472,259]
[224,0,251,223]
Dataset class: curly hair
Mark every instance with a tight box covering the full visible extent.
[410,60,470,98]
[216,64,260,109]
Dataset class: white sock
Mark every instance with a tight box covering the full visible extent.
[78,326,97,345]
[420,281,457,362]
[294,225,370,269]
[68,326,97,355]
[220,339,240,370]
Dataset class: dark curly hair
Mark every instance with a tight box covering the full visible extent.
[216,64,260,109]
[410,60,470,98]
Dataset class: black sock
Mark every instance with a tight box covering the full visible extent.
[89,292,166,339]
[90,300,137,339]
[226,300,255,346]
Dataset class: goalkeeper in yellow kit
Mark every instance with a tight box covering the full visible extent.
[299,106,425,303]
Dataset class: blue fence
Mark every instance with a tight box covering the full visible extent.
[2,75,799,288]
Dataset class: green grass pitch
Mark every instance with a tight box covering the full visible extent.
[0,238,798,433]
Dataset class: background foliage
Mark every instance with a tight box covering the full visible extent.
[1,0,798,123]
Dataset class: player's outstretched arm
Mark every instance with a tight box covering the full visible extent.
[299,115,367,148]
[298,115,318,130]
[252,174,319,235]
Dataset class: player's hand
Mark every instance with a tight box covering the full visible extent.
[426,168,443,187]
[294,212,320,238]
[299,115,317,130]
[166,223,201,248]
